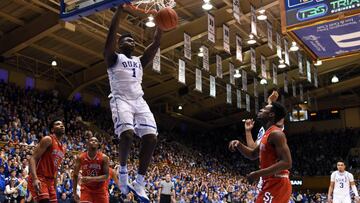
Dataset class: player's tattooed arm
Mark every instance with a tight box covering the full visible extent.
[140,27,163,68]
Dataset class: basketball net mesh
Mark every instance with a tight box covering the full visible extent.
[130,0,176,13]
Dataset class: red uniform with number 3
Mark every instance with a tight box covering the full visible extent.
[256,126,292,203]
[79,152,108,203]
[28,135,65,202]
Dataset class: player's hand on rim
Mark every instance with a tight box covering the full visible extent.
[228,140,240,152]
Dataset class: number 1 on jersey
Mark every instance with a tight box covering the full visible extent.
[132,68,136,78]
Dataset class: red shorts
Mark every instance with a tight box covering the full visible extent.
[256,178,292,203]
[28,176,57,202]
[80,190,109,203]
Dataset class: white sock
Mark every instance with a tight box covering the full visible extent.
[136,174,145,185]
[120,165,128,174]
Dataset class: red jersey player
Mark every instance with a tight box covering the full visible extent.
[229,102,292,203]
[73,136,110,203]
[28,119,66,203]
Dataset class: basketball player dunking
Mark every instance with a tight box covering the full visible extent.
[104,4,163,202]
[28,120,66,203]
[229,102,292,203]
[73,136,110,203]
[327,161,359,203]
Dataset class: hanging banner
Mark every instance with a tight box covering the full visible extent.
[284,39,290,66]
[261,55,267,78]
[178,59,186,84]
[264,85,268,103]
[284,72,289,93]
[306,60,312,83]
[298,52,303,75]
[229,63,235,85]
[152,48,161,73]
[246,94,250,112]
[236,35,243,62]
[233,0,241,24]
[254,78,258,97]
[203,46,209,72]
[210,75,216,98]
[292,80,296,97]
[299,84,303,102]
[226,84,232,104]
[250,5,257,36]
[276,33,282,59]
[208,13,215,43]
[223,24,230,54]
[216,55,223,78]
[195,68,202,92]
[250,47,256,73]
[267,21,273,50]
[237,89,242,109]
[184,33,191,60]
[242,69,247,92]
[314,67,318,88]
[255,97,259,114]
[272,63,277,85]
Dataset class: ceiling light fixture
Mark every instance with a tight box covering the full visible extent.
[314,60,322,66]
[331,75,339,83]
[290,41,299,52]
[51,60,57,67]
[202,0,213,10]
[145,15,155,28]
[234,69,241,78]
[260,78,267,85]
[278,59,286,69]
[247,34,256,45]
[257,9,267,21]
[198,47,204,57]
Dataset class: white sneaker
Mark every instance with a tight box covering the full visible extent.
[128,180,149,203]
[117,170,130,195]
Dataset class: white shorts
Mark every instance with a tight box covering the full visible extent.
[333,195,351,203]
[110,96,158,137]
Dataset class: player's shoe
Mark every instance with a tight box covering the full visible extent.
[117,170,130,195]
[128,180,149,203]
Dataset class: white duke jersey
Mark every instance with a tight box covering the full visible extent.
[107,53,144,100]
[331,171,354,196]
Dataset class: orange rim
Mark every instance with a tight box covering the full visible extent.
[125,3,158,15]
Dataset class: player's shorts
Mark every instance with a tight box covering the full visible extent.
[110,95,158,137]
[256,177,292,203]
[80,190,109,203]
[333,195,351,203]
[28,176,57,202]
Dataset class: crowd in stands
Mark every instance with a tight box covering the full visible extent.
[0,81,359,203]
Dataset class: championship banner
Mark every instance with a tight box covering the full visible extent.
[255,97,259,114]
[261,55,267,78]
[250,5,257,36]
[216,55,223,78]
[236,35,243,62]
[246,93,250,112]
[210,75,216,98]
[184,33,191,60]
[264,85,268,102]
[223,24,230,54]
[242,69,247,92]
[226,84,232,104]
[152,48,161,73]
[299,83,304,102]
[250,47,256,73]
[292,80,296,97]
[195,68,202,92]
[233,0,241,24]
[229,63,235,85]
[284,72,289,93]
[267,21,273,50]
[208,13,215,43]
[178,59,186,84]
[277,33,282,59]
[314,67,318,88]
[237,89,242,109]
[203,46,209,71]
[253,78,258,97]
[272,63,278,85]
[298,52,303,75]
[306,60,312,83]
[284,39,290,66]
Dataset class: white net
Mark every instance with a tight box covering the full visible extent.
[131,0,176,12]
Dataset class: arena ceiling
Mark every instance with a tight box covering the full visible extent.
[0,0,360,128]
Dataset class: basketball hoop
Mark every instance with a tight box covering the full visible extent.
[128,0,176,14]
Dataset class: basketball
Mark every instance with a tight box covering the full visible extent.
[155,7,178,31]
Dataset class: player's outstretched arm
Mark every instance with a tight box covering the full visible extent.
[229,140,259,160]
[140,27,163,68]
[104,5,123,67]
[244,119,256,149]
[72,155,81,202]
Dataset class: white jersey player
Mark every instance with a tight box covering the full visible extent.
[104,5,163,203]
[328,161,359,203]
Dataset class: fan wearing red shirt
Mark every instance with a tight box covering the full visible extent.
[28,120,66,203]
